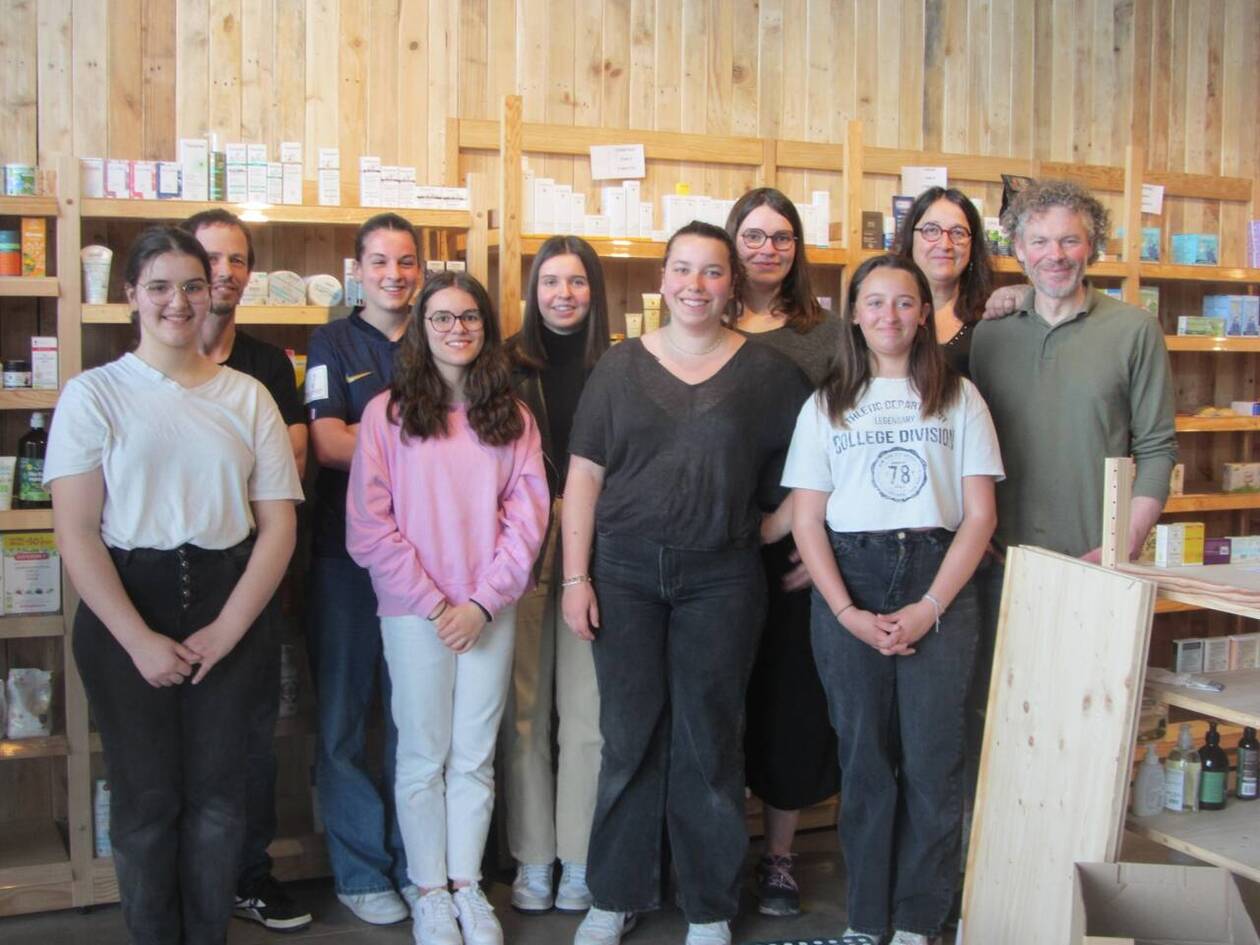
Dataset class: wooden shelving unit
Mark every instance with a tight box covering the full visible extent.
[1165,336,1260,353]
[0,277,59,298]
[1165,491,1260,513]
[1174,416,1260,433]
[81,197,470,231]
[82,303,343,326]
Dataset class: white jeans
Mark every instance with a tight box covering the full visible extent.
[381,607,516,888]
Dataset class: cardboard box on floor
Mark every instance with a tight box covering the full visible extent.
[1072,863,1260,944]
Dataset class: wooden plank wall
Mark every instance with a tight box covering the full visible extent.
[1,1,1256,215]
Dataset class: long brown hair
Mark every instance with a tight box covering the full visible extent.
[725,187,824,333]
[387,271,524,446]
[819,254,961,426]
[513,235,611,372]
[892,186,993,324]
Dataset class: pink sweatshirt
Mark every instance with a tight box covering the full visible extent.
[346,391,550,619]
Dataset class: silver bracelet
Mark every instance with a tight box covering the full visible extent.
[560,574,591,588]
[922,592,944,633]
[834,602,855,621]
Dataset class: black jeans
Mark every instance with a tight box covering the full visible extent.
[586,531,765,923]
[810,528,978,938]
[237,596,281,895]
[74,542,267,945]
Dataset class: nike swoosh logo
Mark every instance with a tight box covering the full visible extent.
[346,371,374,383]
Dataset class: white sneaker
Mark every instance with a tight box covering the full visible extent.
[511,861,555,912]
[574,907,638,945]
[453,884,503,945]
[684,920,731,945]
[890,932,936,945]
[555,861,593,912]
[336,889,409,925]
[840,930,883,945]
[413,889,462,945]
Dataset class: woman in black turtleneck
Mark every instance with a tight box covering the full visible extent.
[501,236,612,915]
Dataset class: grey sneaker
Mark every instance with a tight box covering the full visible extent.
[511,862,554,912]
[574,907,638,945]
[555,861,592,912]
[890,932,937,945]
[840,930,882,945]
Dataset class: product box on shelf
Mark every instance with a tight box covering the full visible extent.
[1101,285,1160,318]
[1221,463,1260,493]
[1171,233,1220,265]
[1230,402,1260,416]
[1228,633,1260,670]
[1206,295,1260,337]
[179,138,209,201]
[1203,636,1231,672]
[81,158,105,198]
[241,272,269,305]
[1178,315,1226,337]
[1229,535,1260,561]
[156,162,180,199]
[1204,538,1231,566]
[31,337,56,390]
[20,219,45,277]
[2,532,60,615]
[1173,637,1205,673]
[129,161,157,200]
[105,159,130,199]
[1169,462,1184,496]
[1155,522,1204,567]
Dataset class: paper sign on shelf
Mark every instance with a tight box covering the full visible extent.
[900,166,948,198]
[590,144,646,181]
[1141,183,1165,215]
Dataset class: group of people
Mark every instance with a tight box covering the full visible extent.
[44,174,1176,945]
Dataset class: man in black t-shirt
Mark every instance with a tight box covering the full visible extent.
[184,210,310,933]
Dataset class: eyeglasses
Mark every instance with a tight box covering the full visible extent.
[426,310,484,332]
[138,279,210,305]
[914,223,972,244]
[739,228,797,251]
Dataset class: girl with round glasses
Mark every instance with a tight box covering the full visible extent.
[46,225,302,945]
[893,186,994,378]
[347,270,549,945]
[724,187,841,917]
[501,236,612,917]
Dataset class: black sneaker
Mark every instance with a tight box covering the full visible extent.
[755,852,800,917]
[234,875,313,932]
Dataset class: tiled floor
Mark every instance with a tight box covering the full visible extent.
[0,829,958,945]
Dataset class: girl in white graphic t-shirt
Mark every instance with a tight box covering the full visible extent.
[781,254,1003,945]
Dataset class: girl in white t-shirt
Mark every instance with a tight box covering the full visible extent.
[45,226,302,945]
[782,254,1003,945]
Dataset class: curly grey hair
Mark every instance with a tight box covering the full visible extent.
[1000,179,1111,264]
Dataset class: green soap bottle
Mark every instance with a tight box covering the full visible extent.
[1199,721,1229,811]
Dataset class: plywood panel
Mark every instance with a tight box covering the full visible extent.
[962,546,1156,945]
[36,0,72,165]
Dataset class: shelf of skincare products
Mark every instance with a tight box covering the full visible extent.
[0,509,53,530]
[0,614,64,640]
[1165,337,1260,353]
[1165,492,1260,513]
[80,197,470,230]
[0,277,58,298]
[0,734,69,761]
[0,195,58,217]
[82,303,342,327]
[1174,416,1260,433]
[1139,263,1260,283]
[1127,800,1260,884]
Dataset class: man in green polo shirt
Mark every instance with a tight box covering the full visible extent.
[964,177,1176,849]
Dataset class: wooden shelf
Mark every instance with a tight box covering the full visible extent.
[0,735,69,761]
[0,614,64,639]
[0,820,72,896]
[1140,263,1260,283]
[1145,668,1260,731]
[1174,415,1260,433]
[1127,800,1260,884]
[0,196,58,216]
[81,198,470,229]
[83,303,343,326]
[0,276,58,298]
[0,509,52,530]
[987,256,1129,278]
[1166,336,1260,353]
[514,234,849,265]
[1164,490,1260,513]
[1155,597,1201,614]
[0,389,57,410]
[1119,561,1260,620]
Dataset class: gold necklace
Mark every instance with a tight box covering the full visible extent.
[663,326,725,357]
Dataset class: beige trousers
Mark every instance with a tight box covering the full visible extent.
[498,500,603,865]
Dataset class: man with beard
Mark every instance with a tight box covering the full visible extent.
[181,209,310,932]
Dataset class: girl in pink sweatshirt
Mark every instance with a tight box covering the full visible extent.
[347,270,549,945]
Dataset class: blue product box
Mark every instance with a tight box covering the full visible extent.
[1171,233,1220,265]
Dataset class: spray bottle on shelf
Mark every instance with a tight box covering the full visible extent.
[1132,743,1165,817]
[1164,723,1201,813]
